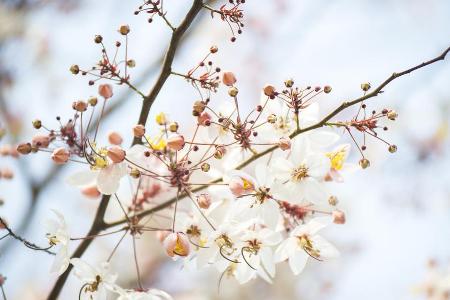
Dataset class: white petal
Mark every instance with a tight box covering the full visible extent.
[66,170,97,187]
[271,157,293,182]
[260,247,276,277]
[51,246,70,276]
[306,153,330,178]
[70,258,97,282]
[288,251,308,275]
[312,235,340,259]
[309,131,340,149]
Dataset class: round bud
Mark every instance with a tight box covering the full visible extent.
[155,112,167,125]
[130,168,141,178]
[388,144,397,153]
[167,134,185,151]
[119,24,130,35]
[94,35,103,44]
[267,114,277,124]
[263,85,276,97]
[16,143,32,155]
[214,146,226,159]
[133,124,145,138]
[169,122,179,132]
[108,131,123,145]
[193,101,206,113]
[126,59,136,68]
[51,147,70,164]
[88,96,98,106]
[98,84,113,99]
[387,110,398,121]
[328,195,338,206]
[278,137,291,151]
[284,79,294,88]
[228,87,239,97]
[197,193,211,209]
[324,85,332,93]
[81,185,101,199]
[107,146,126,163]
[359,158,370,169]
[70,64,80,75]
[163,232,190,257]
[222,72,237,86]
[201,163,210,172]
[332,210,346,224]
[32,119,42,129]
[361,82,371,91]
[210,45,218,53]
[72,100,88,112]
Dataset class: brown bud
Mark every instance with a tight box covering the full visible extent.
[214,146,226,159]
[94,35,103,44]
[108,131,123,145]
[263,85,276,97]
[228,87,239,97]
[119,24,130,35]
[387,110,398,121]
[210,45,218,53]
[278,137,291,151]
[107,146,126,163]
[0,168,13,179]
[88,96,98,106]
[130,168,141,178]
[284,79,294,88]
[167,135,185,151]
[328,195,338,206]
[324,85,332,93]
[51,147,70,164]
[72,100,88,112]
[32,119,42,129]
[222,72,237,86]
[126,59,136,68]
[361,82,371,91]
[169,122,179,132]
[133,124,145,138]
[332,210,346,224]
[32,135,50,148]
[70,64,80,75]
[98,84,113,99]
[16,143,32,155]
[201,163,210,172]
[359,158,370,169]
[267,114,277,124]
[193,101,206,114]
[388,144,397,153]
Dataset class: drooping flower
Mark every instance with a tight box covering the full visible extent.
[43,210,70,275]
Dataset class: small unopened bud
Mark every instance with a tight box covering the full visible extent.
[70,64,80,75]
[387,110,398,121]
[51,147,70,164]
[193,101,206,113]
[107,146,126,163]
[201,163,210,172]
[263,85,276,97]
[88,96,98,106]
[16,143,32,155]
[267,114,277,124]
[324,85,332,93]
[328,195,338,206]
[197,193,211,209]
[278,137,291,151]
[197,112,211,126]
[32,119,42,129]
[169,122,179,132]
[94,35,103,44]
[361,82,371,91]
[214,146,226,159]
[229,176,254,197]
[332,210,346,224]
[98,84,113,99]
[108,131,123,145]
[130,168,141,178]
[32,135,50,148]
[163,232,190,257]
[388,144,397,153]
[284,79,294,88]
[119,24,130,35]
[167,135,185,151]
[126,59,136,68]
[72,100,88,112]
[81,185,101,199]
[228,87,239,97]
[155,112,167,125]
[222,72,237,86]
[133,124,145,138]
[0,168,13,179]
[359,158,370,169]
[210,45,218,53]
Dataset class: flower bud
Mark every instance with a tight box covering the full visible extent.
[193,101,206,114]
[72,100,88,112]
[81,185,101,199]
[228,87,239,97]
[267,114,277,124]
[197,112,211,126]
[278,137,291,151]
[108,131,123,145]
[167,135,185,151]
[387,110,398,121]
[361,82,371,91]
[388,144,397,153]
[16,143,32,155]
[328,195,338,206]
[130,168,141,178]
[32,135,50,148]
[284,79,294,88]
[169,122,179,132]
[222,72,236,86]
[197,193,211,209]
[359,158,370,169]
[210,45,218,53]
[70,64,80,75]
[332,210,346,224]
[98,84,113,99]
[119,24,130,35]
[133,124,145,138]
[0,168,13,179]
[201,163,210,172]
[126,59,136,68]
[263,85,276,97]
[163,232,190,257]
[88,96,98,106]
[324,85,332,93]
[214,146,226,159]
[32,119,42,129]
[51,147,70,164]
[94,35,103,44]
[107,146,126,163]
[155,112,167,125]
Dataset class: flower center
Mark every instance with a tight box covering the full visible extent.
[291,165,309,181]
[84,275,102,293]
[46,234,59,246]
[298,235,320,259]
[326,150,346,171]
[255,187,270,204]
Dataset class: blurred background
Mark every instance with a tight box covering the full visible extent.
[0,0,449,299]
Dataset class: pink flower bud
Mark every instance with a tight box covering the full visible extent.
[0,168,13,179]
[222,72,236,86]
[197,193,211,209]
[229,176,255,197]
[278,137,291,151]
[51,147,70,164]
[332,210,346,224]
[163,232,190,257]
[98,84,113,99]
[108,131,123,145]
[133,124,145,138]
[81,185,101,198]
[16,143,32,155]
[72,100,88,112]
[197,112,211,126]
[107,146,126,163]
[32,135,50,148]
[156,230,170,243]
[167,134,185,151]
